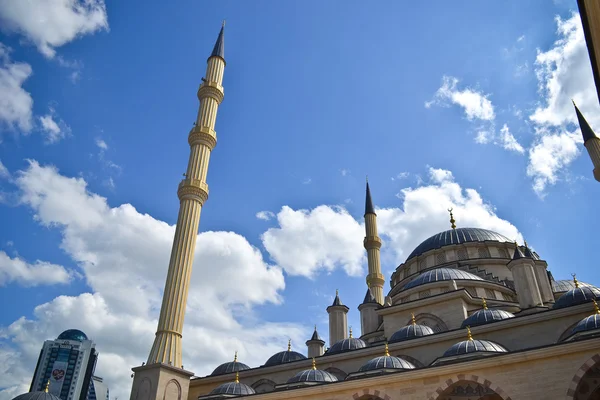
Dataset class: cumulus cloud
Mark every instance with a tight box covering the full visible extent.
[425,76,495,121]
[0,251,72,286]
[390,172,409,181]
[0,159,9,179]
[526,13,600,195]
[0,0,109,58]
[95,138,108,151]
[0,160,295,400]
[256,211,275,221]
[0,43,33,133]
[38,108,70,144]
[499,124,525,154]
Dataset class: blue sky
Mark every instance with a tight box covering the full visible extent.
[0,0,599,399]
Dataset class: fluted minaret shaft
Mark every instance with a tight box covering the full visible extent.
[147,27,225,368]
[364,182,384,305]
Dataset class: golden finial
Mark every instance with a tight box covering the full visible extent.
[384,342,390,357]
[448,208,456,230]
[287,339,291,352]
[349,326,353,338]
[482,298,488,310]
[311,358,317,370]
[234,371,239,384]
[466,326,473,341]
[594,299,599,314]
[44,380,50,393]
[233,351,238,362]
[411,313,416,325]
[572,273,580,288]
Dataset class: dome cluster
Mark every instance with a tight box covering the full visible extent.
[553,277,600,309]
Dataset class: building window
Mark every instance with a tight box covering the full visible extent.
[485,289,496,299]
[419,290,431,299]
[497,248,508,258]
[478,247,491,259]
[457,248,468,260]
[418,259,427,270]
[436,252,446,265]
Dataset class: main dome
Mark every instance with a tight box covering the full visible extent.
[402,267,484,290]
[406,228,512,261]
[57,329,88,341]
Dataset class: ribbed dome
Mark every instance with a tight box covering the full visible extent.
[286,369,337,384]
[12,392,62,400]
[461,308,515,328]
[553,286,600,309]
[443,339,507,357]
[211,357,250,376]
[552,279,595,293]
[264,350,306,366]
[572,314,600,335]
[402,267,484,290]
[389,324,435,343]
[358,355,415,371]
[209,382,255,396]
[407,228,512,261]
[57,329,88,341]
[326,337,366,355]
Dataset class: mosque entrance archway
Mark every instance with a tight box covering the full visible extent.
[436,380,505,400]
[573,361,600,400]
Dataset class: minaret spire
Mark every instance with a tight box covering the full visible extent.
[573,101,600,182]
[363,181,385,304]
[146,24,226,368]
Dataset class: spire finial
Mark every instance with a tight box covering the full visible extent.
[233,351,237,362]
[44,380,50,393]
[311,358,317,370]
[222,20,226,28]
[235,371,239,384]
[336,289,339,297]
[594,299,600,314]
[448,208,456,230]
[349,326,353,338]
[287,339,291,352]
[524,239,529,248]
[411,313,416,325]
[466,326,473,341]
[314,324,317,331]
[572,273,580,288]
[365,180,375,215]
[384,342,390,356]
[482,298,488,310]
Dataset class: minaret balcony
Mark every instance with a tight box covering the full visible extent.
[197,81,224,103]
[188,126,217,149]
[177,178,209,204]
[364,235,382,249]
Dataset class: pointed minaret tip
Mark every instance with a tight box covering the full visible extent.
[365,180,375,216]
[209,23,225,63]
[573,101,599,143]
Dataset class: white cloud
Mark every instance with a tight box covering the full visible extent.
[526,13,600,195]
[391,172,409,181]
[39,109,70,144]
[426,76,495,121]
[499,124,525,154]
[340,169,349,177]
[0,159,9,179]
[95,138,108,150]
[517,35,526,42]
[0,43,33,132]
[0,160,296,400]
[302,178,312,185]
[0,250,72,287]
[0,0,109,58]
[256,211,275,221]
[428,167,454,184]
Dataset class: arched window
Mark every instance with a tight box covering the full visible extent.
[572,359,600,399]
[251,379,276,394]
[437,380,505,400]
[413,313,448,333]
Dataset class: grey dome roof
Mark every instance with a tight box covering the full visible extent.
[211,360,250,376]
[326,337,366,355]
[402,267,484,290]
[572,314,600,335]
[12,393,62,400]
[358,355,415,371]
[407,228,512,261]
[552,279,595,293]
[461,308,515,328]
[209,382,255,396]
[286,368,337,384]
[443,339,507,357]
[389,324,435,343]
[553,286,600,309]
[57,329,88,341]
[264,350,306,366]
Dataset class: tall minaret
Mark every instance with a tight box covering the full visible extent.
[364,181,385,305]
[573,102,600,182]
[130,24,225,400]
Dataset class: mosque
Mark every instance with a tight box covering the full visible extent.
[11,2,600,400]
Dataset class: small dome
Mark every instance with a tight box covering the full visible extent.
[402,267,484,290]
[389,322,435,343]
[264,349,306,366]
[12,392,62,400]
[326,336,366,355]
[286,367,337,384]
[359,355,415,372]
[209,382,255,396]
[461,308,515,328]
[552,279,595,293]
[553,285,600,309]
[443,339,507,357]
[572,314,600,335]
[57,329,88,341]
[211,353,250,376]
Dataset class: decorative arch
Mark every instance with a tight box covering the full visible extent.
[393,354,425,368]
[429,375,511,400]
[251,378,276,394]
[324,366,347,381]
[410,313,449,333]
[163,379,181,400]
[558,321,579,342]
[566,353,600,400]
[351,388,390,400]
